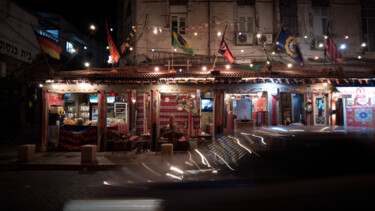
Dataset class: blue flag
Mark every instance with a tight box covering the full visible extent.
[275,25,304,67]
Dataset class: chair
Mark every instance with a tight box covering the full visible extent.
[112,123,139,152]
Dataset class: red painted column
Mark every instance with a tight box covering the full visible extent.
[41,90,49,152]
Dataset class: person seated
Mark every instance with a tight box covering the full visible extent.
[283,117,292,126]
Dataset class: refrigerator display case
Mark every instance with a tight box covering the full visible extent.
[114,102,128,123]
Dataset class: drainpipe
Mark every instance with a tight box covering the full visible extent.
[208,0,211,59]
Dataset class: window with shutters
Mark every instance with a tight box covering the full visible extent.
[170,5,187,34]
[280,0,298,35]
[237,6,254,33]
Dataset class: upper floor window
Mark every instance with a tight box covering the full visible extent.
[362,0,375,51]
[312,0,329,7]
[66,41,75,54]
[169,0,187,5]
[171,16,186,34]
[237,0,255,5]
[46,30,59,42]
[280,0,298,35]
[170,5,187,34]
[312,7,328,36]
[237,6,254,33]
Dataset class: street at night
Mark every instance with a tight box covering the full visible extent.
[2,0,375,210]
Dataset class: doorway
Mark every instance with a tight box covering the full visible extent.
[292,93,304,123]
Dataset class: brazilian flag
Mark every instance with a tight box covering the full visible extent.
[171,28,195,56]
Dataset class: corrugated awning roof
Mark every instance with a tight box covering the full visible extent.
[28,64,375,81]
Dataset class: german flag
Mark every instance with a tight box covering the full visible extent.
[35,32,62,60]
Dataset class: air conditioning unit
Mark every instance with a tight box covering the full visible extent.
[263,34,273,45]
[236,33,253,45]
[313,38,325,50]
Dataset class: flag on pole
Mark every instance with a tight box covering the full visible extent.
[325,37,343,64]
[171,28,195,56]
[218,25,234,64]
[275,25,304,67]
[35,31,62,60]
[105,22,120,63]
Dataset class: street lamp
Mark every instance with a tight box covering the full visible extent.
[90,25,96,31]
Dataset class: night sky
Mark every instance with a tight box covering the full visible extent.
[16,0,117,42]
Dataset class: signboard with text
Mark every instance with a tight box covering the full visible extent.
[0,36,33,63]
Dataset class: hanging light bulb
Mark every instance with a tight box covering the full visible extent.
[340,43,347,50]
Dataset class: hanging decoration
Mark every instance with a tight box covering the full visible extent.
[182,95,199,115]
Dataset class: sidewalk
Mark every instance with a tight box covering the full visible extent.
[0,145,190,171]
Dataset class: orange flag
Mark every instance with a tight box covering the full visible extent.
[106,22,120,63]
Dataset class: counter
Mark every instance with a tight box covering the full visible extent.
[59,125,97,149]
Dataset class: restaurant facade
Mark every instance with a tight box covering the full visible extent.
[32,63,375,152]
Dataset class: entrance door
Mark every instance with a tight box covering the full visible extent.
[336,99,344,126]
[292,94,304,122]
[280,93,292,123]
[313,95,327,126]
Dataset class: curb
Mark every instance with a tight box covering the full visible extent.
[16,163,125,171]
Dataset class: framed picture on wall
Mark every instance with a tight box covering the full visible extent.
[281,93,292,108]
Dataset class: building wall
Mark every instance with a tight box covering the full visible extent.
[0,0,41,69]
[121,0,366,65]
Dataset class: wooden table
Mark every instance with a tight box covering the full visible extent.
[197,134,212,145]
[136,140,148,154]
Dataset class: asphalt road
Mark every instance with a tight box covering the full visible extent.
[0,170,123,210]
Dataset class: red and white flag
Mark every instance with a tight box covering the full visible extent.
[325,37,343,64]
[218,25,234,63]
[218,39,234,63]
[105,22,120,63]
